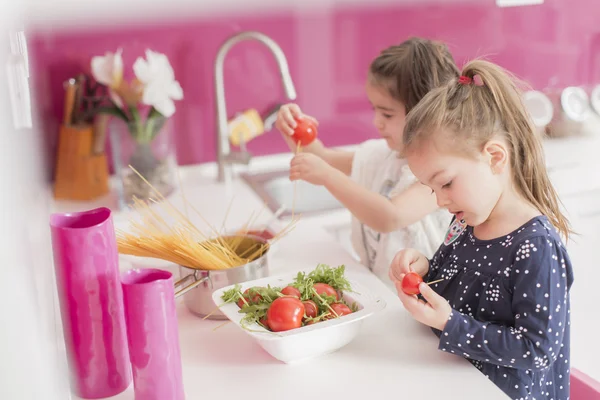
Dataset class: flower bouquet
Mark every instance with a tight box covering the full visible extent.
[90,48,183,204]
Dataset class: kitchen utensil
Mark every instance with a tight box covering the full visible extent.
[62,78,77,125]
[49,207,131,399]
[212,270,387,364]
[122,268,185,400]
[175,234,270,320]
[72,74,85,125]
[92,113,109,154]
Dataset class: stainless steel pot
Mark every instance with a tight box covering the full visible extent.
[173,235,270,320]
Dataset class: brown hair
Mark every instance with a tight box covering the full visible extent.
[403,59,572,239]
[369,37,460,113]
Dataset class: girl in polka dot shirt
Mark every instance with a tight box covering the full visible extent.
[389,60,574,400]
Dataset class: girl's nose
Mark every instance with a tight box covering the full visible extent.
[373,116,384,131]
[436,194,451,208]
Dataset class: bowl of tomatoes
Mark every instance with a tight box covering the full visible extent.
[212,264,386,364]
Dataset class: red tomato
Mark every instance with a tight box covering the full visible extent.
[292,118,318,146]
[281,286,301,298]
[401,272,424,295]
[329,303,353,317]
[313,283,339,301]
[237,288,262,308]
[259,317,269,329]
[267,297,305,332]
[302,300,318,319]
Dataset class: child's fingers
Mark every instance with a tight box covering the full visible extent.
[290,153,306,166]
[288,103,302,118]
[305,115,319,126]
[289,166,301,181]
[275,117,295,136]
[396,285,421,312]
[390,251,414,280]
[418,283,445,309]
[281,124,295,136]
[279,107,298,131]
[286,104,304,127]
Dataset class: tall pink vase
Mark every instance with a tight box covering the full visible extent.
[49,207,131,399]
[121,268,185,400]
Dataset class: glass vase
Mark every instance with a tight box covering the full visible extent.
[110,115,177,208]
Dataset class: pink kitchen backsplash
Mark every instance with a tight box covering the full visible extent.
[28,0,600,178]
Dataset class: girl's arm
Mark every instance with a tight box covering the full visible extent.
[294,139,355,176]
[438,235,573,371]
[284,136,354,176]
[323,169,439,233]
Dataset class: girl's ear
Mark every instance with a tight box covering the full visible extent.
[482,139,509,174]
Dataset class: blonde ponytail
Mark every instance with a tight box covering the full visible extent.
[403,59,572,240]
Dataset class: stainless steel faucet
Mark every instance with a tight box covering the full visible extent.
[214,31,297,182]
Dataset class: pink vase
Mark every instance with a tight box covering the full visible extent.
[49,207,132,399]
[121,268,185,400]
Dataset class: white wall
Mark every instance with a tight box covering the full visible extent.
[0,1,68,398]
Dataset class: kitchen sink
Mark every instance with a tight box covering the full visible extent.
[240,169,343,217]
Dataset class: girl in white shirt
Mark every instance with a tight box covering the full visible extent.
[275,37,459,290]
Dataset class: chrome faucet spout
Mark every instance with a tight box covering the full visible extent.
[214,31,297,182]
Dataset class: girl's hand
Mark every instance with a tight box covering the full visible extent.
[395,276,452,331]
[275,103,319,137]
[289,153,334,186]
[388,249,429,283]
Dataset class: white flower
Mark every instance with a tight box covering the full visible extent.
[91,48,124,107]
[133,50,183,118]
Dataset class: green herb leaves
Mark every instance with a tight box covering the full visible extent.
[220,264,356,333]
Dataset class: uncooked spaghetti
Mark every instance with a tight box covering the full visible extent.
[116,166,299,270]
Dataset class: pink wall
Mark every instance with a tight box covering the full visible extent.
[28,0,600,176]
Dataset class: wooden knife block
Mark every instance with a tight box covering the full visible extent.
[53,124,110,201]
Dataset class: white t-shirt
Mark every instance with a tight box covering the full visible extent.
[349,139,451,291]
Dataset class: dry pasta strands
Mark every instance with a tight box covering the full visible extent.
[116,165,300,270]
[212,320,230,332]
[292,141,302,219]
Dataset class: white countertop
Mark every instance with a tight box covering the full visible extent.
[53,154,507,400]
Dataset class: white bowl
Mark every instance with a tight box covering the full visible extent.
[211,270,387,364]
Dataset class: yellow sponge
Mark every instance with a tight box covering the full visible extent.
[228,109,265,146]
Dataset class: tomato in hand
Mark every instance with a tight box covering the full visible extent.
[292,118,318,146]
[401,272,424,295]
[313,283,339,301]
[281,286,301,299]
[267,297,305,332]
[302,300,319,319]
[237,287,262,308]
[329,303,353,317]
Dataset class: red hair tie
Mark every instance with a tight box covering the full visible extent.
[458,74,484,86]
[458,75,472,85]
